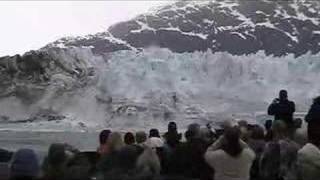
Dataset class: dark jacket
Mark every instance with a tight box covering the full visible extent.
[168,138,213,180]
[305,103,320,124]
[268,99,295,126]
[305,103,320,139]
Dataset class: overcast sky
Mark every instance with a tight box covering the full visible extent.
[0,1,171,56]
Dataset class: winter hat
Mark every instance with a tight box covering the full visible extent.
[10,149,39,178]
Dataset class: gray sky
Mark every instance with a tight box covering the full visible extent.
[0,1,171,56]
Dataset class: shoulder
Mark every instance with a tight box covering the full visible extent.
[205,149,224,159]
[243,148,256,160]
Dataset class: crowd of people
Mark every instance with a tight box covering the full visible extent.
[0,90,319,180]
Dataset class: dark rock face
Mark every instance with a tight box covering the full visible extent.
[44,0,320,57]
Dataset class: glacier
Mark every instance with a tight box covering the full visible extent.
[0,47,319,131]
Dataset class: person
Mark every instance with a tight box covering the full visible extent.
[163,122,182,150]
[124,132,136,145]
[305,96,320,143]
[297,121,320,180]
[205,126,255,180]
[42,143,78,180]
[247,126,266,180]
[146,129,164,149]
[97,131,159,180]
[238,120,250,142]
[264,120,273,142]
[135,131,147,147]
[292,118,308,148]
[268,90,295,132]
[135,131,161,179]
[96,132,125,173]
[10,149,40,180]
[260,120,299,180]
[97,129,111,155]
[0,149,13,180]
[169,124,212,180]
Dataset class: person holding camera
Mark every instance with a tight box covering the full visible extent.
[268,90,295,136]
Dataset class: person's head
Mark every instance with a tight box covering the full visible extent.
[107,132,125,152]
[187,123,201,139]
[293,118,302,129]
[124,132,135,145]
[10,149,39,180]
[272,120,288,140]
[265,120,273,130]
[238,120,249,142]
[47,143,68,167]
[221,119,238,130]
[250,125,265,140]
[279,89,288,101]
[200,128,214,144]
[221,126,243,157]
[136,131,147,144]
[149,129,160,138]
[168,122,177,132]
[313,96,320,105]
[99,129,111,145]
[184,130,193,142]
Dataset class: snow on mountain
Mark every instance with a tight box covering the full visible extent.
[46,0,320,57]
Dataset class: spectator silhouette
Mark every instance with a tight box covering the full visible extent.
[205,126,255,180]
[247,126,266,180]
[10,149,39,180]
[97,129,111,155]
[264,120,273,142]
[305,96,320,144]
[42,143,78,180]
[297,120,320,180]
[163,122,181,150]
[268,90,295,131]
[260,120,299,180]
[124,132,135,145]
[136,131,147,147]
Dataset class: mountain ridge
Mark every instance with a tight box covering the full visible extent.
[43,0,320,57]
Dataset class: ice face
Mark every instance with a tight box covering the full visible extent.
[0,47,319,130]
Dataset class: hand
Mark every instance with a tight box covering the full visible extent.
[272,98,279,104]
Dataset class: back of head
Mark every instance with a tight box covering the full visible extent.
[187,123,201,139]
[293,118,302,129]
[313,96,320,105]
[11,149,39,179]
[0,149,13,163]
[200,127,213,144]
[149,129,160,138]
[108,132,125,152]
[168,121,177,132]
[272,120,288,140]
[279,89,288,101]
[99,129,111,145]
[124,132,135,145]
[221,126,243,157]
[47,143,67,167]
[136,131,147,144]
[250,125,265,140]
